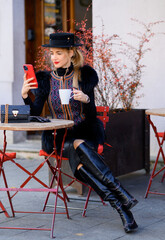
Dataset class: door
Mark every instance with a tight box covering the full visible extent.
[25,0,43,66]
[25,0,75,117]
[25,0,75,65]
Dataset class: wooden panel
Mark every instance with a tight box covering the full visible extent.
[25,0,43,65]
[35,0,44,47]
[25,0,35,65]
[62,0,67,32]
[70,0,75,32]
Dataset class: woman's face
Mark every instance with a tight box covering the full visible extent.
[50,48,73,69]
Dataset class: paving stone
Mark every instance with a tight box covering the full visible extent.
[1,158,165,240]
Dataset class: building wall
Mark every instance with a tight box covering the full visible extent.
[0,0,25,105]
[0,0,26,144]
[0,0,14,105]
[13,0,25,105]
[93,0,165,159]
[13,0,26,142]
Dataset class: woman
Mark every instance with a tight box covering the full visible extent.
[22,32,138,233]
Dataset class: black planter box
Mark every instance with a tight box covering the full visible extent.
[103,109,150,177]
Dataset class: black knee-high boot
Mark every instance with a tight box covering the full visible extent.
[78,166,138,233]
[76,142,138,210]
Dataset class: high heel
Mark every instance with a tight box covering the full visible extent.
[78,166,138,233]
[113,203,138,233]
[76,142,138,209]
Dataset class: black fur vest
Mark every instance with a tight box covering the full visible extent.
[35,64,99,100]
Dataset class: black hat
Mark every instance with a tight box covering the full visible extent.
[42,32,82,48]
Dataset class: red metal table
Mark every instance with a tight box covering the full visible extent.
[145,108,165,198]
[0,119,74,238]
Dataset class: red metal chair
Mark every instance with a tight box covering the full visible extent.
[145,116,165,198]
[0,201,9,217]
[39,106,110,216]
[160,132,165,183]
[0,152,16,161]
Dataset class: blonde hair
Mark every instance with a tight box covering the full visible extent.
[71,47,84,89]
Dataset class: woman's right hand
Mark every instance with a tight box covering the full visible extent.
[21,73,38,99]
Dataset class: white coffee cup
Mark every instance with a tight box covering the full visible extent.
[59,89,73,105]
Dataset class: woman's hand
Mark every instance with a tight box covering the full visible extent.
[21,73,38,99]
[73,88,90,103]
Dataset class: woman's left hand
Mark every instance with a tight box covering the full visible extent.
[73,88,89,103]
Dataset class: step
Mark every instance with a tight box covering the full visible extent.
[6,140,42,159]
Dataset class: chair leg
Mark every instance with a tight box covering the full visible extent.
[161,171,165,183]
[0,201,9,218]
[82,187,92,217]
[145,148,160,198]
[40,152,106,217]
[43,158,70,212]
[43,169,56,212]
[160,135,165,183]
[82,187,107,217]
[145,133,165,198]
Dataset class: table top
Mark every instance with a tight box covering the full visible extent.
[145,108,165,117]
[0,119,74,131]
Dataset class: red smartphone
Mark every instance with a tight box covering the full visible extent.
[23,64,38,88]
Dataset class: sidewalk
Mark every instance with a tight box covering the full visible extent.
[0,156,165,240]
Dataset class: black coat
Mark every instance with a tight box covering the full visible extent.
[24,65,105,154]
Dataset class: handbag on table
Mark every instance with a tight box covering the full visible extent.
[0,104,30,123]
[0,104,51,123]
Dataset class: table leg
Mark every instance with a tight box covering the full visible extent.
[0,130,15,217]
[50,128,70,238]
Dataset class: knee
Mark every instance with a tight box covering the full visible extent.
[73,139,84,150]
[77,163,83,170]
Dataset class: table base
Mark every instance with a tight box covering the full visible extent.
[0,128,70,238]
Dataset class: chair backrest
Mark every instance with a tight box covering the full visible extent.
[96,106,109,130]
